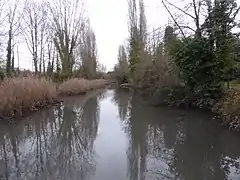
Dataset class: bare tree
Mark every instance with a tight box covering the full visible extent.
[80,23,98,79]
[46,36,56,76]
[161,0,213,38]
[49,0,86,75]
[116,44,128,76]
[5,0,21,76]
[21,0,48,75]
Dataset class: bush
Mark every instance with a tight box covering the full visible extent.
[172,37,224,99]
[134,59,179,92]
[58,78,109,95]
[213,88,240,131]
[150,85,217,110]
[0,77,57,120]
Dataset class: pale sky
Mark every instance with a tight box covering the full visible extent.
[85,0,169,71]
[17,0,174,71]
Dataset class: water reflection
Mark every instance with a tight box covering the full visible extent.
[112,89,131,122]
[112,90,240,180]
[0,90,239,180]
[0,92,100,180]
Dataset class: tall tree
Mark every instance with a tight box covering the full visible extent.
[22,0,48,74]
[128,0,147,80]
[50,0,86,75]
[80,24,98,79]
[6,0,21,76]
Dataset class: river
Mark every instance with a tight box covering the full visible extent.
[0,89,239,180]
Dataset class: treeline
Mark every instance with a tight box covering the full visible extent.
[0,0,106,81]
[115,0,240,97]
[114,0,240,130]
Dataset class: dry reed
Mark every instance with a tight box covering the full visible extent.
[58,78,109,95]
[0,77,109,120]
[0,77,57,119]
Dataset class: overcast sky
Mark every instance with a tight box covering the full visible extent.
[17,0,174,71]
[85,0,169,71]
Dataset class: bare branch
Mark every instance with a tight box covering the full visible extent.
[165,0,196,20]
[162,0,186,38]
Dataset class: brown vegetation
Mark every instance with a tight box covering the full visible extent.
[0,77,57,120]
[213,89,240,131]
[0,76,110,120]
[58,78,109,96]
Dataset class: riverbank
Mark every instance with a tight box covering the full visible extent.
[119,84,240,132]
[0,77,110,121]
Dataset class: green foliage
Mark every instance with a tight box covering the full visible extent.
[172,37,224,98]
[115,45,129,84]
[128,34,140,75]
[164,26,176,55]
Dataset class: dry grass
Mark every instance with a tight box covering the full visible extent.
[0,77,109,120]
[0,77,58,119]
[58,78,109,95]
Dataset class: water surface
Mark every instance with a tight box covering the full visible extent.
[0,89,239,180]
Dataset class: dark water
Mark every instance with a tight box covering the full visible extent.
[0,89,240,180]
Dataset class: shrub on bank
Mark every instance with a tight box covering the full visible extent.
[150,86,240,131]
[0,77,57,120]
[149,86,217,109]
[58,78,108,95]
[212,88,240,131]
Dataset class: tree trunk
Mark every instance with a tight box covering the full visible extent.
[6,29,12,76]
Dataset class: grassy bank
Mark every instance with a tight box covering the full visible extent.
[0,77,109,120]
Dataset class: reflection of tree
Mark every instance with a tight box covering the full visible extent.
[126,94,148,180]
[82,95,100,144]
[119,90,240,180]
[172,113,226,180]
[112,89,131,121]
[0,91,101,180]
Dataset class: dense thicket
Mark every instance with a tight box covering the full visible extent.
[115,0,240,98]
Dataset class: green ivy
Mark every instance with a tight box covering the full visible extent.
[172,37,224,98]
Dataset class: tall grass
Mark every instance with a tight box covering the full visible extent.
[0,77,57,119]
[0,76,109,120]
[58,78,109,95]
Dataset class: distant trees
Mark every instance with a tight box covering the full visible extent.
[50,0,86,76]
[22,0,49,75]
[115,0,240,102]
[0,0,102,80]
[114,0,179,89]
[80,23,98,79]
[115,45,128,83]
